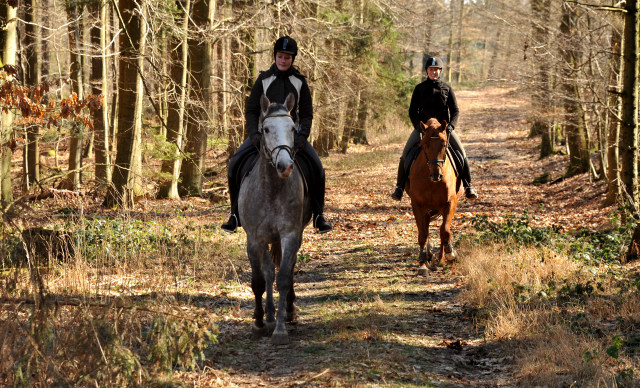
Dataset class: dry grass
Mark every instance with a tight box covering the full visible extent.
[517,325,614,387]
[0,209,237,386]
[458,240,640,387]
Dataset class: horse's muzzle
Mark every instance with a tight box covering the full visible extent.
[430,173,443,182]
[277,161,293,178]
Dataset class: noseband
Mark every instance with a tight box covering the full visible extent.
[259,112,296,168]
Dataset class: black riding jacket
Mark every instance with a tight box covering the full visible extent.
[245,64,313,140]
[408,78,459,131]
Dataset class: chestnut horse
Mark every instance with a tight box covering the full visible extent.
[406,118,463,276]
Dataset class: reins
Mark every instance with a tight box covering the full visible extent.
[259,111,296,168]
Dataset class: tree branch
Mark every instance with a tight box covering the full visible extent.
[564,0,626,13]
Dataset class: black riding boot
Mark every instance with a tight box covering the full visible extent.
[311,170,332,233]
[390,158,407,201]
[221,171,241,233]
[460,158,478,200]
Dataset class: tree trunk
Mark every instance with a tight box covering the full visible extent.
[620,0,639,205]
[560,2,589,177]
[157,0,190,199]
[179,0,213,196]
[446,0,456,81]
[1,3,17,207]
[455,0,464,83]
[104,0,146,208]
[24,0,39,188]
[64,3,86,190]
[604,19,623,206]
[530,0,554,158]
[91,0,111,183]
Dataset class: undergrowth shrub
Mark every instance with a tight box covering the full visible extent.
[458,214,640,387]
[466,211,633,264]
[1,300,217,386]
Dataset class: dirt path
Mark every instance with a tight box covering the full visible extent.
[203,87,613,387]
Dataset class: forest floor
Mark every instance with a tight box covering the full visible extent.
[6,86,626,386]
[184,86,619,387]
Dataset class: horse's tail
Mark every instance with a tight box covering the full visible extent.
[270,241,282,269]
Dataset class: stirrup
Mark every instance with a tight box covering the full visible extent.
[314,214,333,234]
[465,186,478,200]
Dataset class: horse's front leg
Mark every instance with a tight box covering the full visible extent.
[412,204,430,276]
[271,236,300,345]
[438,203,457,265]
[247,240,269,339]
[263,246,276,332]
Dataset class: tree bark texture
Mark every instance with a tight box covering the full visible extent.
[104,0,146,208]
[90,0,111,183]
[179,0,213,196]
[620,0,639,205]
[604,19,623,206]
[158,0,190,199]
[560,2,589,177]
[1,3,17,207]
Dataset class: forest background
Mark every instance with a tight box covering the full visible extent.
[0,0,639,386]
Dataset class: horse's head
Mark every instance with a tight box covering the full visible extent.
[259,93,297,178]
[419,118,448,182]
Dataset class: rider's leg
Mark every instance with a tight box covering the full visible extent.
[300,142,332,233]
[221,139,256,232]
[391,129,422,200]
[448,131,478,199]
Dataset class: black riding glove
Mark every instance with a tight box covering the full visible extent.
[250,132,262,149]
[294,133,307,152]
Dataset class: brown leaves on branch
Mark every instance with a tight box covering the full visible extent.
[0,68,102,131]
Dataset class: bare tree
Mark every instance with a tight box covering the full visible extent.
[104,0,147,208]
[90,0,112,183]
[179,0,214,196]
[157,0,190,199]
[0,2,17,207]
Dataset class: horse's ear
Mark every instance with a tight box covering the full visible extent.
[419,121,427,132]
[260,95,270,116]
[442,120,448,130]
[284,93,295,112]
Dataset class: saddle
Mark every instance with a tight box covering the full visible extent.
[404,143,463,179]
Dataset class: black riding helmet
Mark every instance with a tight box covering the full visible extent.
[274,36,298,61]
[424,56,444,70]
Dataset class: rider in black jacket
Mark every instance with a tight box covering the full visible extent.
[221,36,333,233]
[390,56,478,201]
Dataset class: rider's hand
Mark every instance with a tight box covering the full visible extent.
[294,133,306,151]
[250,132,262,148]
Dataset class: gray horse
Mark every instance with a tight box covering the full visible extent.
[238,93,312,345]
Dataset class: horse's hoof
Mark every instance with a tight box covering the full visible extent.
[251,323,268,339]
[271,332,289,345]
[418,265,428,277]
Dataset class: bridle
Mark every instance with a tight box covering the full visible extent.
[424,130,449,170]
[259,112,296,168]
